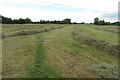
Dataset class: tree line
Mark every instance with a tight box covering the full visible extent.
[0,15,119,25]
[1,15,72,24]
[94,17,120,26]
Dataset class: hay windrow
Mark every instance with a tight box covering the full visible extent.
[87,63,118,78]
[4,25,65,38]
[0,34,5,39]
[91,26,119,34]
[71,26,119,57]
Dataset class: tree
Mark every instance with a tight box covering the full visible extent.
[94,17,99,25]
[94,18,112,25]
[2,16,13,24]
[99,20,105,25]
[13,19,19,24]
[80,22,85,24]
[62,18,71,24]
[25,18,32,23]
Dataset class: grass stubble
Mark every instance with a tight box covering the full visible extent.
[2,24,118,78]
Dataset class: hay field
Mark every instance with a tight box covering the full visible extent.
[2,24,118,78]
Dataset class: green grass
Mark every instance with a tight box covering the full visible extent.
[0,39,2,79]
[2,35,37,78]
[78,25,118,44]
[2,24,64,37]
[40,24,117,78]
[27,35,60,78]
[2,24,118,78]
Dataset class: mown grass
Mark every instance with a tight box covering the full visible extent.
[2,24,118,78]
[0,24,1,79]
[2,24,65,38]
[40,24,118,78]
[91,25,118,34]
[72,25,118,57]
[27,35,60,78]
[78,25,118,44]
[2,24,61,37]
[2,35,37,78]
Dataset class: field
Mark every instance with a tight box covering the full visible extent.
[2,24,118,78]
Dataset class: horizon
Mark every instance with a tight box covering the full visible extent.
[0,0,119,23]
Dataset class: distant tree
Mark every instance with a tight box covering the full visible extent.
[73,22,77,24]
[46,20,50,24]
[80,22,85,24]
[105,22,111,25]
[62,18,71,24]
[13,18,32,24]
[94,18,112,25]
[2,16,13,24]
[13,19,19,24]
[99,20,105,25]
[94,17,99,25]
[111,21,120,26]
[18,18,26,24]
[25,18,32,23]
[90,23,93,24]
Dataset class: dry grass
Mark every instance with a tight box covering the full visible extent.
[2,24,118,78]
[2,35,37,78]
[40,24,118,78]
[0,39,2,79]
[3,24,65,38]
[71,25,118,57]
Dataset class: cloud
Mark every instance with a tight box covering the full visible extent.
[100,12,118,22]
[41,0,119,12]
[0,0,119,22]
[1,0,119,11]
[52,4,72,8]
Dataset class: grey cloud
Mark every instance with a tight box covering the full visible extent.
[101,12,118,21]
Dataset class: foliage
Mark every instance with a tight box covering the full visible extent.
[1,15,120,25]
[62,18,71,24]
[1,15,32,24]
[94,17,99,25]
[94,17,120,25]
[1,15,72,24]
[2,16,13,24]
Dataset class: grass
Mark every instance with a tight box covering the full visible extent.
[40,24,118,78]
[78,25,118,44]
[2,24,118,78]
[27,35,60,78]
[0,39,2,79]
[2,35,37,78]
[87,63,118,78]
[2,24,65,37]
[91,25,118,34]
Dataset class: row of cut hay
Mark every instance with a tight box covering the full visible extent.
[71,27,119,57]
[3,25,65,38]
[8,26,45,32]
[87,63,118,78]
[92,26,119,34]
[0,34,5,39]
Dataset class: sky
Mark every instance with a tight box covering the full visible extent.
[0,0,119,23]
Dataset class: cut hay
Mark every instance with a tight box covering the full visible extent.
[71,27,119,57]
